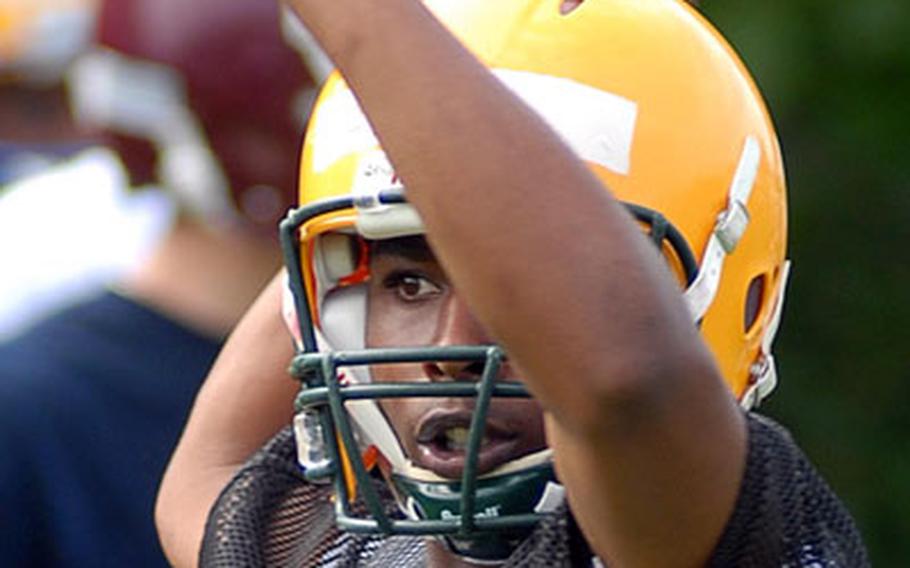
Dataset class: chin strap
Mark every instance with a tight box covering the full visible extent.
[440,479,566,563]
[679,136,790,409]
[683,136,761,322]
[392,461,562,563]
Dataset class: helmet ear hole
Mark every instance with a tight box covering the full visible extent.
[744,274,766,333]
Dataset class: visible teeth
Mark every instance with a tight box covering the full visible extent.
[444,427,470,451]
[441,427,492,451]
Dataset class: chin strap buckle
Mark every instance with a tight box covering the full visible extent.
[684,136,761,321]
[715,199,750,254]
[742,354,777,410]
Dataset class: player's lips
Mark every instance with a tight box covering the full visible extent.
[414,408,520,479]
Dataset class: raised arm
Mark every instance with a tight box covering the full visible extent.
[284,0,746,566]
[155,273,295,568]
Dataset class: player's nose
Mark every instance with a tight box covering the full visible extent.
[424,294,492,381]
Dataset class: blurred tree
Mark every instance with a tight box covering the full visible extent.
[702,1,910,564]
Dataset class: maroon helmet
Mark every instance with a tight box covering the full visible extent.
[68,0,315,230]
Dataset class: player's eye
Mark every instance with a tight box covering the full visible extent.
[383,271,443,302]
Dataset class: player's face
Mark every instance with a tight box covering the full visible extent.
[365,236,547,479]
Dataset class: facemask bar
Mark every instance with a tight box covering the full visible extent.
[278,188,700,537]
[290,345,539,536]
[625,203,698,287]
[280,193,358,353]
[279,188,699,352]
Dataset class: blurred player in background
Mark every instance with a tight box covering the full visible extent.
[0,0,322,565]
[0,0,169,340]
[0,0,96,182]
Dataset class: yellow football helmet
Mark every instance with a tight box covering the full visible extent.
[280,0,789,560]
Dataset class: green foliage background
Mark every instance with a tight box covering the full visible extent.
[701,1,910,564]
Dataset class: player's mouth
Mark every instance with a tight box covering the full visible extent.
[413,409,520,479]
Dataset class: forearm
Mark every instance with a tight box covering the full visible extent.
[284,1,745,564]
[286,0,697,428]
[156,273,297,567]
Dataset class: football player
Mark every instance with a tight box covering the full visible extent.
[0,0,316,565]
[158,1,867,566]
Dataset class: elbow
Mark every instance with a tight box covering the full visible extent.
[154,458,241,568]
[154,457,217,568]
[154,476,192,568]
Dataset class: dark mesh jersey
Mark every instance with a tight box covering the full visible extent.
[199,413,868,567]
